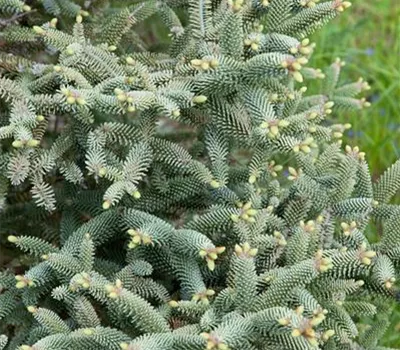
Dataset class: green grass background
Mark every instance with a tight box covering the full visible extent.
[309,0,400,346]
[309,0,400,176]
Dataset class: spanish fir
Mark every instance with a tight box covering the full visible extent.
[0,1,399,350]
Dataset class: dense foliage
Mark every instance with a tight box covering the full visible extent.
[0,1,399,349]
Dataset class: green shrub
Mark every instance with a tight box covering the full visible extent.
[0,1,399,349]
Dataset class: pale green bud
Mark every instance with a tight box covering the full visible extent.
[12,140,23,148]
[192,95,207,104]
[33,26,45,35]
[27,139,40,147]
[8,235,18,243]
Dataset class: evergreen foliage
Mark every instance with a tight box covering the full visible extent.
[0,1,399,349]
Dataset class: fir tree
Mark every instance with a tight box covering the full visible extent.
[0,1,399,350]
